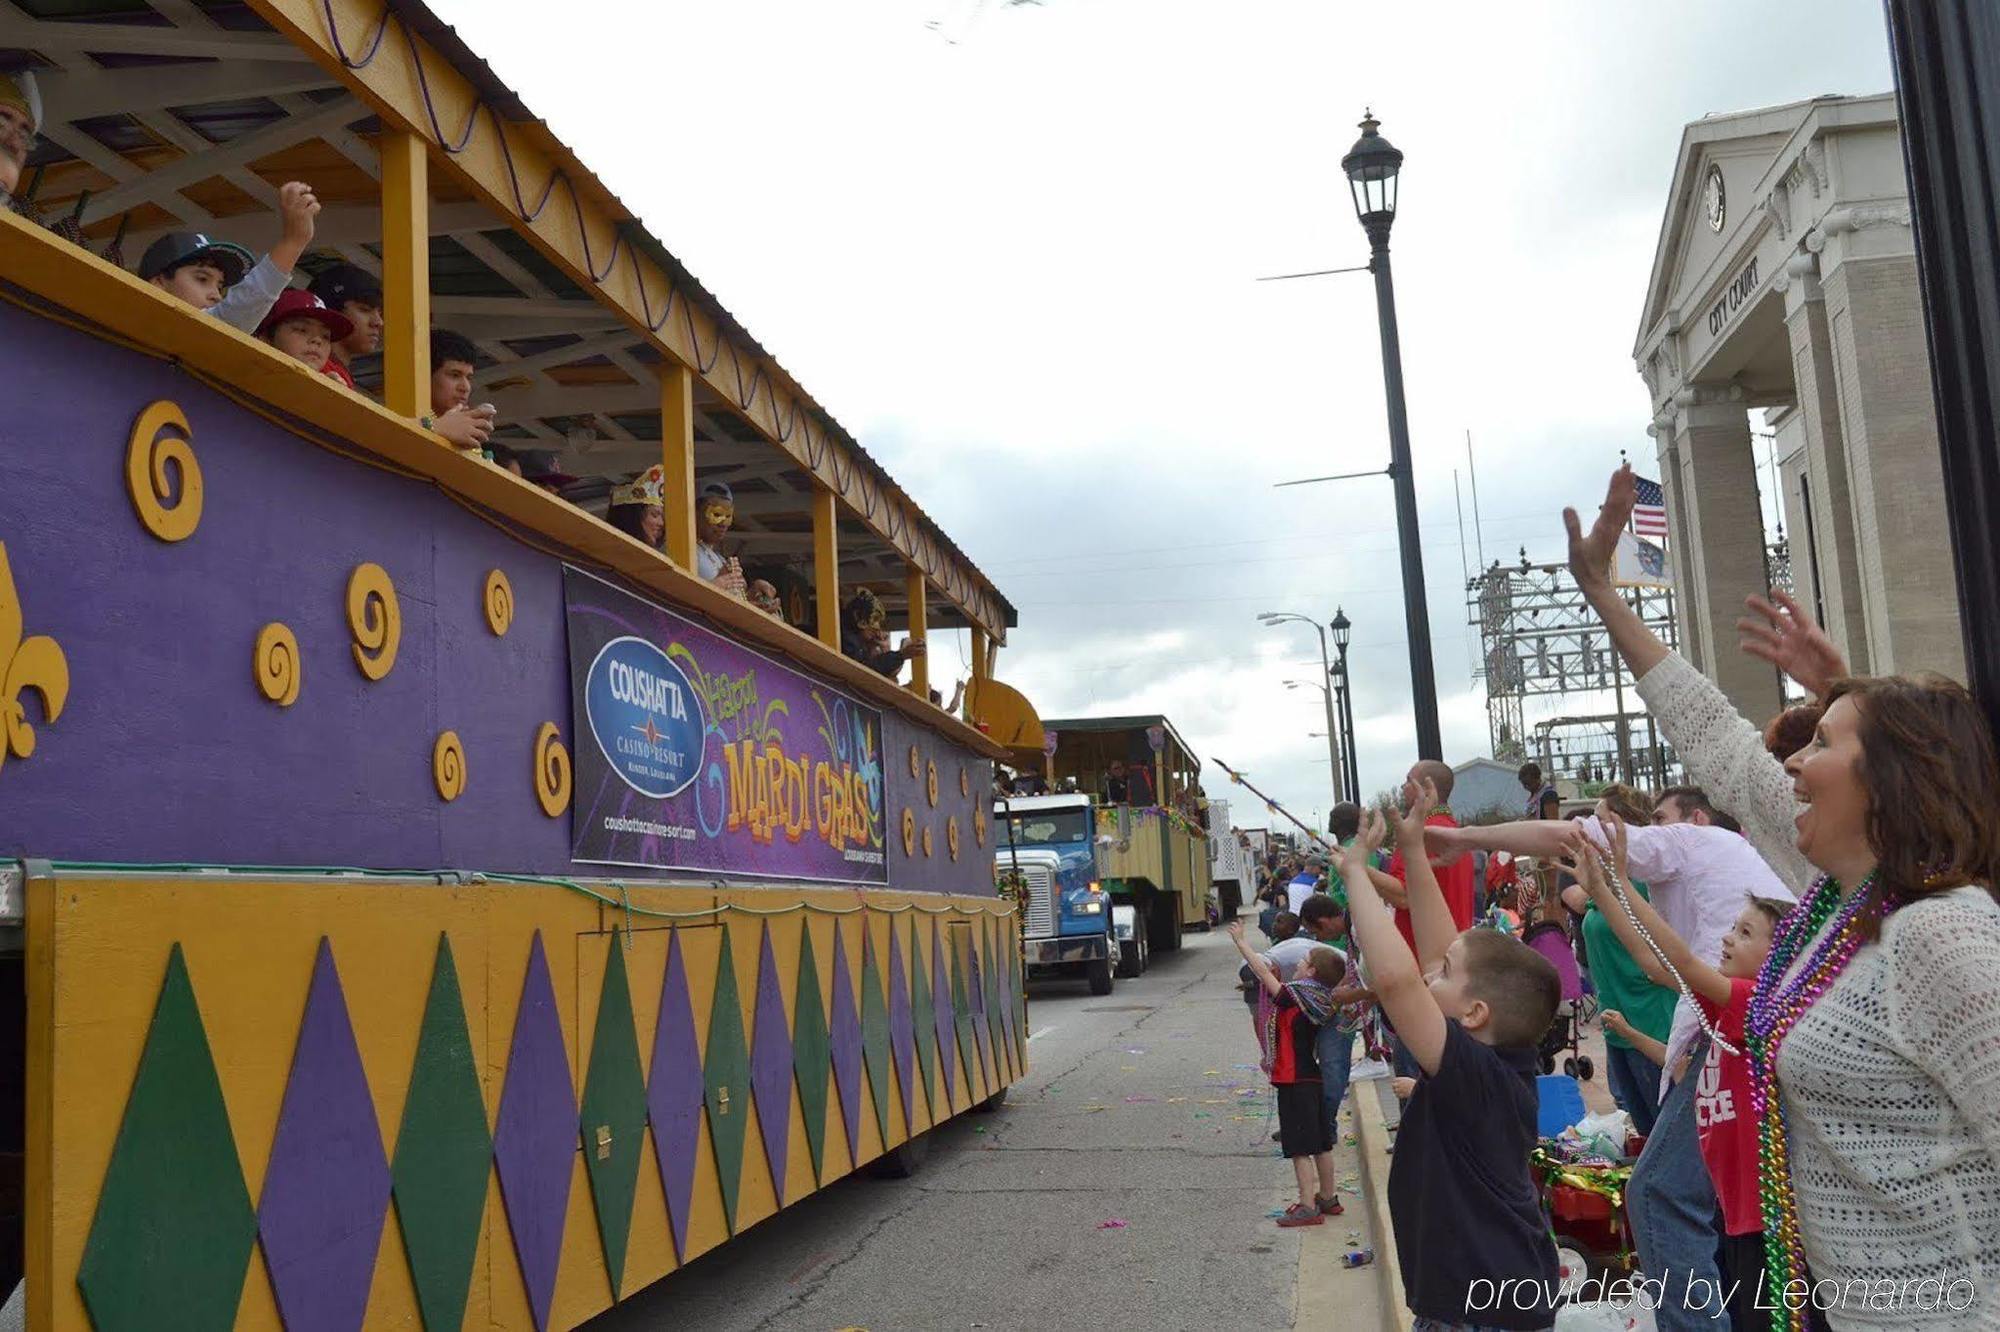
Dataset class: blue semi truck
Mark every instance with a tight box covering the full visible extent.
[993,793,1133,995]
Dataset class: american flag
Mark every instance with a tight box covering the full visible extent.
[1632,475,1669,540]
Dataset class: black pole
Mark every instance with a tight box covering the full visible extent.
[1365,230,1443,760]
[1336,655,1361,799]
[1883,0,2000,739]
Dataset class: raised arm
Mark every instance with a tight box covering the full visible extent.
[1565,818,1729,1005]
[1343,812,1447,1074]
[1567,466,1812,888]
[1227,920,1284,998]
[1397,779,1457,974]
[1430,817,1577,863]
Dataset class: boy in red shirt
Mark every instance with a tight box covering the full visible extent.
[1567,816,1788,1332]
[1227,920,1365,1227]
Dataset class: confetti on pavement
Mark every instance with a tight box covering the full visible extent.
[1097,1219,1128,1230]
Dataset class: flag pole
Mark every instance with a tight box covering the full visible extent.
[1212,758,1339,852]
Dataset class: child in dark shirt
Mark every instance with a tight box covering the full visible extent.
[1227,920,1368,1227]
[1341,783,1562,1331]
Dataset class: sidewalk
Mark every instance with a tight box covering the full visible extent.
[1294,1071,1403,1332]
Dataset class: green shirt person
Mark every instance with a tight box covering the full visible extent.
[1581,878,1678,1135]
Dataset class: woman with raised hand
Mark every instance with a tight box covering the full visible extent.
[1563,465,2000,1331]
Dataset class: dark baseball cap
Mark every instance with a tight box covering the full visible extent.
[138,233,254,286]
[308,262,384,311]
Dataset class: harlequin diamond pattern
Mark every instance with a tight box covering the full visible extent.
[949,933,978,1104]
[829,922,866,1163]
[492,932,576,1332]
[258,938,391,1332]
[908,925,936,1124]
[647,929,703,1261]
[931,924,957,1111]
[705,928,752,1233]
[887,925,918,1132]
[77,944,258,1331]
[580,931,647,1300]
[864,925,898,1143]
[792,927,833,1184]
[968,928,995,1094]
[750,925,795,1204]
[392,933,492,1332]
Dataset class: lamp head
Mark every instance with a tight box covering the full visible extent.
[1330,606,1351,651]
[1341,109,1402,235]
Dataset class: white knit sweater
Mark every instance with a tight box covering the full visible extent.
[1637,652,2000,1330]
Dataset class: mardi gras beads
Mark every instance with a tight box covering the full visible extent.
[1591,847,1742,1056]
[1744,871,1881,1332]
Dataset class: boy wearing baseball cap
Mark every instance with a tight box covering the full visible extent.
[137,181,321,333]
[254,289,352,377]
[308,262,384,390]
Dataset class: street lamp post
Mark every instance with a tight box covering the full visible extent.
[1342,112,1442,760]
[1263,610,1346,805]
[1330,607,1360,799]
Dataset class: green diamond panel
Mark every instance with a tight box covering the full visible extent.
[983,920,1007,1084]
[909,925,936,1122]
[391,933,492,1332]
[579,931,648,1299]
[860,930,894,1145]
[704,929,752,1233]
[77,944,258,1332]
[791,929,832,1185]
[949,936,978,1103]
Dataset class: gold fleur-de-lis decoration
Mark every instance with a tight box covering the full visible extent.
[0,542,70,773]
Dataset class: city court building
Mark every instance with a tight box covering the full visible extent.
[1634,93,1962,718]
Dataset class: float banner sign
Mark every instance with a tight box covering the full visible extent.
[564,567,888,883]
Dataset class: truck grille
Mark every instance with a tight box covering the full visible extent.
[1020,864,1056,936]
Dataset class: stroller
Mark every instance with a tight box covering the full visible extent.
[1525,918,1595,1081]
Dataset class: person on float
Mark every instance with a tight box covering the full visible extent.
[606,465,665,548]
[694,480,747,597]
[746,578,783,617]
[253,288,351,377]
[840,588,922,679]
[1566,464,2000,1331]
[306,262,492,451]
[0,69,40,206]
[137,180,320,334]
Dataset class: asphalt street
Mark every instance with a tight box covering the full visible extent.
[586,925,1385,1332]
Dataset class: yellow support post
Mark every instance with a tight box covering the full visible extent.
[813,487,840,649]
[379,130,431,421]
[969,626,989,707]
[905,566,929,697]
[661,361,696,568]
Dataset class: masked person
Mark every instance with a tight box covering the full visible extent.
[695,480,747,597]
[841,589,922,679]
[746,579,783,617]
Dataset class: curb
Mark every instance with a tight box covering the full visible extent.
[1350,1077,1411,1331]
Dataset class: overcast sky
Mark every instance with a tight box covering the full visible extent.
[434,0,1895,828]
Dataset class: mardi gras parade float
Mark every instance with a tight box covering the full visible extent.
[0,3,1045,1326]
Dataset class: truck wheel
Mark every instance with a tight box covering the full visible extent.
[869,1130,932,1179]
[976,1084,1009,1113]
[1085,956,1114,995]
[1134,926,1149,974]
[1115,932,1141,979]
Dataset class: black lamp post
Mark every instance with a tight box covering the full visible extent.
[1330,607,1360,800]
[1342,111,1442,761]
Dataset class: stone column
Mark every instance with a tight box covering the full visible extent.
[1665,390,1784,718]
[1815,212,1965,679]
[1780,253,1875,672]
[1649,421,1703,670]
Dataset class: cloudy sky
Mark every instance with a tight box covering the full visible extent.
[434,0,1894,827]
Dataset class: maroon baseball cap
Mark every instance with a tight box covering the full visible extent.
[255,287,354,341]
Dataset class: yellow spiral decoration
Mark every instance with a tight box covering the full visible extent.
[901,807,916,857]
[959,768,969,798]
[948,816,962,861]
[347,563,401,680]
[433,730,466,802]
[908,744,921,778]
[484,569,514,636]
[927,760,939,808]
[975,809,988,848]
[125,400,203,542]
[253,623,301,706]
[533,721,572,817]
[922,825,934,858]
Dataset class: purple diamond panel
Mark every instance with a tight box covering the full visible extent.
[931,925,956,1107]
[647,930,703,1262]
[492,933,577,1332]
[967,932,993,1091]
[887,927,915,1132]
[258,938,391,1332]
[750,926,794,1205]
[828,923,863,1162]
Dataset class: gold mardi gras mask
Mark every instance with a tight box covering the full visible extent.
[699,498,734,533]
